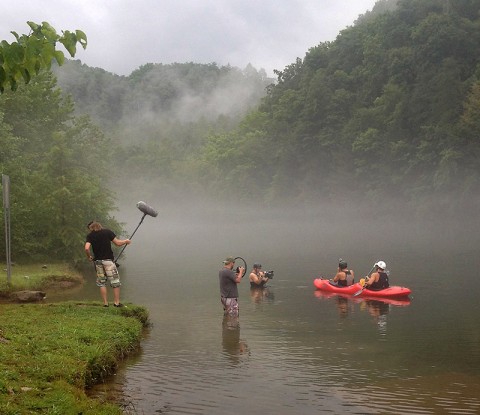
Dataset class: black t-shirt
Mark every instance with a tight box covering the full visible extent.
[86,229,116,260]
[369,271,390,290]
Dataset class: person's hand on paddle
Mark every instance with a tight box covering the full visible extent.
[359,277,369,287]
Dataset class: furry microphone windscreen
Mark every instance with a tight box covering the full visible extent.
[136,201,158,217]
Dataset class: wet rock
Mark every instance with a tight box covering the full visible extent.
[10,290,46,302]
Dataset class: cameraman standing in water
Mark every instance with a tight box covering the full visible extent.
[249,263,273,288]
[219,257,245,317]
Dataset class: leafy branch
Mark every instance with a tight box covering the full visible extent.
[0,21,87,92]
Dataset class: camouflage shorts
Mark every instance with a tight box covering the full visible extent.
[221,296,239,317]
[95,260,121,288]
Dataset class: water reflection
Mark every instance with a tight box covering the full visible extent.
[249,286,274,304]
[335,295,353,318]
[314,289,410,323]
[221,315,249,365]
[362,299,390,334]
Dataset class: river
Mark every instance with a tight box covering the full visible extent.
[60,204,480,414]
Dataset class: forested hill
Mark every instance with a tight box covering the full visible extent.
[188,0,480,215]
[53,0,480,218]
[53,61,272,142]
[1,0,479,262]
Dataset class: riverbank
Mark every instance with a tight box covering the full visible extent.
[0,262,84,299]
[0,263,150,414]
[0,302,149,414]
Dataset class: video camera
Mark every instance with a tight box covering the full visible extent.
[264,270,274,279]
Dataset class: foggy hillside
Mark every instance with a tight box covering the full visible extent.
[55,0,480,230]
[3,0,480,265]
[53,60,273,143]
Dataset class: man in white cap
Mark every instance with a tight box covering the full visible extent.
[364,260,390,290]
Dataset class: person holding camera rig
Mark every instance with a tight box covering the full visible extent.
[219,256,245,317]
[249,263,273,288]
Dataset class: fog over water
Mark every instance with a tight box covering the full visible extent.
[113,191,479,275]
[111,190,480,316]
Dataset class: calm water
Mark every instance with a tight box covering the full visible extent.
[60,206,480,414]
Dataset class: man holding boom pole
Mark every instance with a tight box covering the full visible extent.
[85,221,131,307]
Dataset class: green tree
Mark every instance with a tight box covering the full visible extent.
[0,73,115,261]
[0,21,87,92]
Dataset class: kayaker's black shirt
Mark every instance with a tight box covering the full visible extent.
[369,271,389,290]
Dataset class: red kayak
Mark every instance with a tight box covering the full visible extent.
[313,278,411,299]
[314,289,411,306]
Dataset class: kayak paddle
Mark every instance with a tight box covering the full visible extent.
[352,263,376,296]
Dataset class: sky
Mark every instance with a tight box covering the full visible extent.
[1,0,378,77]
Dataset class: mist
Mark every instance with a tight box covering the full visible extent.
[53,61,272,144]
[112,188,480,282]
[50,29,480,269]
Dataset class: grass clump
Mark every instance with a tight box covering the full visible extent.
[0,301,149,414]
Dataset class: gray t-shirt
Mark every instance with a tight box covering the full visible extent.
[219,267,238,298]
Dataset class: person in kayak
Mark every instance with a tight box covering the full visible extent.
[329,259,355,287]
[364,261,390,290]
[249,263,270,288]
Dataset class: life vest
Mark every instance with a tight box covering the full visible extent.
[338,270,354,287]
[369,271,389,290]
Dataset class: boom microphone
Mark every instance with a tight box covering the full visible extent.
[114,200,159,263]
[137,201,158,217]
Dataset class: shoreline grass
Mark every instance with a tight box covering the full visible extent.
[0,262,84,297]
[0,301,149,414]
[0,263,150,414]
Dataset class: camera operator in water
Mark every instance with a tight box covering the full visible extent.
[249,263,274,288]
[219,257,245,317]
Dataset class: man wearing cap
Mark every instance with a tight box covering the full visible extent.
[329,259,355,287]
[85,221,131,307]
[249,263,269,288]
[364,261,389,290]
[219,257,245,317]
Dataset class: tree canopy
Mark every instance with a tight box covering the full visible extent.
[4,0,477,264]
[2,0,480,261]
[0,21,87,92]
[51,0,480,220]
[0,71,119,262]
[191,0,480,215]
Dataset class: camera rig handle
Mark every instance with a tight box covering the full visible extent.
[234,256,247,278]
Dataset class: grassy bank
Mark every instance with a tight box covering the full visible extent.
[0,263,150,414]
[0,262,83,296]
[0,301,149,414]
